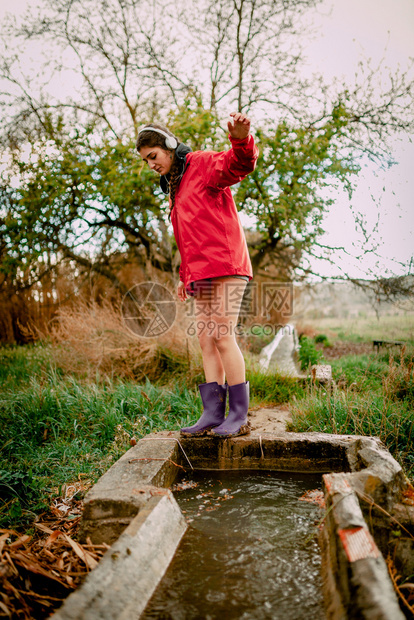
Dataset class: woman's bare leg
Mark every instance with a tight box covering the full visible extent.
[195,278,247,385]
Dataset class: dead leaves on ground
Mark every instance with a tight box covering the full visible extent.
[0,483,108,620]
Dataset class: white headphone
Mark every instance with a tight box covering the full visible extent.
[138,126,178,150]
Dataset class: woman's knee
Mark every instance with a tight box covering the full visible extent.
[197,330,217,353]
[212,331,236,352]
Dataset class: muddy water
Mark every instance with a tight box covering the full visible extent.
[142,470,325,620]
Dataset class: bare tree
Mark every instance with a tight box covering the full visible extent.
[176,0,321,114]
[0,0,190,144]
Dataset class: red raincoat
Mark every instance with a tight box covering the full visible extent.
[170,134,259,288]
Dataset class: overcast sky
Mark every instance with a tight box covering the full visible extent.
[1,0,413,280]
[302,0,414,279]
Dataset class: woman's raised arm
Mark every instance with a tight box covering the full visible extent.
[205,112,259,189]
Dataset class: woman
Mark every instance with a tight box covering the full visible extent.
[136,112,258,437]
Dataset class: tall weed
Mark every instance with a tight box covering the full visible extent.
[383,348,414,406]
[298,336,323,370]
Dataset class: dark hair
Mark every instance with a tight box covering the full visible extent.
[136,123,177,152]
[136,124,182,210]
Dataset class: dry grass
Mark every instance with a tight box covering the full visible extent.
[32,299,201,382]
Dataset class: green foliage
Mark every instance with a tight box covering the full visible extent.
[1,122,171,287]
[167,92,224,151]
[0,470,48,522]
[298,336,323,370]
[314,334,329,345]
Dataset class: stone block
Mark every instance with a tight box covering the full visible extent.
[312,364,333,383]
[346,438,409,511]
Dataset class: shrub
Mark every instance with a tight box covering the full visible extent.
[298,336,323,370]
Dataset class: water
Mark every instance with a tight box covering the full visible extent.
[143,470,325,620]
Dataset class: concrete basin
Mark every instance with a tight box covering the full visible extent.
[51,431,410,620]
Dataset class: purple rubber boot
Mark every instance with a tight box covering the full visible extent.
[210,381,250,438]
[180,382,227,437]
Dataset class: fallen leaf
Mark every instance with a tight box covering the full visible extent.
[62,535,98,570]
[45,530,65,547]
[9,535,31,550]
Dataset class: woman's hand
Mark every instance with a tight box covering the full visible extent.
[228,112,251,140]
[177,280,188,302]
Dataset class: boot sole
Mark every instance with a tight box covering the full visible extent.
[210,422,251,438]
[180,426,218,438]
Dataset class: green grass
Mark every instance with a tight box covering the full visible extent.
[0,342,55,387]
[0,345,201,527]
[289,390,414,479]
[0,343,302,529]
[247,365,305,404]
[330,354,388,391]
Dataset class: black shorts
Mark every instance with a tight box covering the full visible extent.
[186,275,249,297]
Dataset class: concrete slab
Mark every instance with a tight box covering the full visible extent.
[52,491,187,620]
[79,436,182,544]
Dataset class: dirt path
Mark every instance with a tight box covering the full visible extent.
[248,405,291,435]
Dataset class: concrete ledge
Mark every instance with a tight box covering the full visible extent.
[322,473,404,619]
[79,436,181,544]
[52,491,187,620]
[179,431,354,472]
[346,437,408,511]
